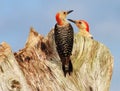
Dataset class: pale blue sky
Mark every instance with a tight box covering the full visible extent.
[0,0,119,90]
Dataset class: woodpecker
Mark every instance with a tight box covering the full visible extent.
[68,19,93,39]
[54,10,74,76]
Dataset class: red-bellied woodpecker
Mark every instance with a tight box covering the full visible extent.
[54,10,74,76]
[68,19,93,39]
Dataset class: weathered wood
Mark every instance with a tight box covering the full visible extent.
[0,42,31,91]
[0,27,113,91]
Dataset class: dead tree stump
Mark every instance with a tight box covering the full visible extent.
[0,27,113,91]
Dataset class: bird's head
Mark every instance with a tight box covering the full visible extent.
[56,10,73,26]
[68,19,89,32]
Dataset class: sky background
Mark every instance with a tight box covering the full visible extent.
[0,0,119,90]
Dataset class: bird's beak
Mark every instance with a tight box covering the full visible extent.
[67,10,74,14]
[67,19,76,24]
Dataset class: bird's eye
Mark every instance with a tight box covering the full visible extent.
[63,12,66,15]
[79,21,82,24]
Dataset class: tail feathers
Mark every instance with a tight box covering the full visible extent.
[62,59,73,77]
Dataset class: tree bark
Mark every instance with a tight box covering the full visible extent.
[0,27,113,91]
